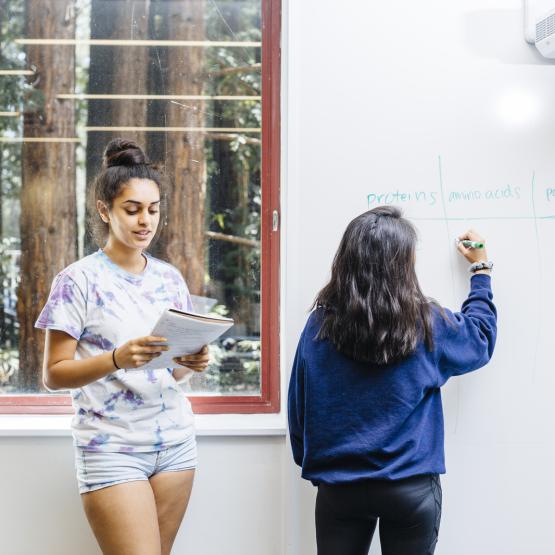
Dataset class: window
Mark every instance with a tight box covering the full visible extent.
[0,0,280,414]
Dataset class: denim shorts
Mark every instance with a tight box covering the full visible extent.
[74,435,197,494]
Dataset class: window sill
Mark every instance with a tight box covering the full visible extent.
[0,413,287,437]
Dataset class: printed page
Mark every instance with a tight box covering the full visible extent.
[140,310,234,371]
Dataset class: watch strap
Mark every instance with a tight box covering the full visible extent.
[469,261,493,273]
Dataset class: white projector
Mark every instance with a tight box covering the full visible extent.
[535,9,555,57]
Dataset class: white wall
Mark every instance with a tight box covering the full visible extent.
[0,436,285,555]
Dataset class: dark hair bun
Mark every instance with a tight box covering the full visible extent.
[103,138,148,168]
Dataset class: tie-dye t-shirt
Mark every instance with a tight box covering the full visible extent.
[35,249,195,452]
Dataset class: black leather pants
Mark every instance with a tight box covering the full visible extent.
[315,474,442,555]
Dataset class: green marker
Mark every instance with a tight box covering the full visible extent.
[460,240,484,249]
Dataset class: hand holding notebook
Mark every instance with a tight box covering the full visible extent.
[140,309,234,371]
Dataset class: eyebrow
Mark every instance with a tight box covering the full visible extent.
[122,200,161,206]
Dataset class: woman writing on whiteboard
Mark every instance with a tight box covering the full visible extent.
[35,139,209,555]
[288,205,496,555]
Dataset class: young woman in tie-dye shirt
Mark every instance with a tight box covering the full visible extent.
[36,139,209,555]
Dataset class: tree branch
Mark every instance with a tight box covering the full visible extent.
[205,230,259,248]
[206,132,260,145]
[209,63,261,78]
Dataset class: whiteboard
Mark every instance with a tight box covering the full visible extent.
[288,1,555,553]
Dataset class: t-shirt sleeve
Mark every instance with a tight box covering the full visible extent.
[34,272,87,340]
[435,274,497,385]
[174,271,193,312]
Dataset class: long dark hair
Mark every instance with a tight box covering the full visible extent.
[313,205,437,365]
[88,138,167,247]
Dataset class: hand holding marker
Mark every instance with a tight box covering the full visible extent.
[456,230,489,266]
[460,240,484,249]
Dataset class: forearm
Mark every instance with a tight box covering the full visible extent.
[172,346,209,381]
[172,366,194,383]
[45,351,116,390]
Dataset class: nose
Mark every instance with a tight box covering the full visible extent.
[137,209,150,226]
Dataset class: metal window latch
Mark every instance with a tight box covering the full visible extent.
[272,210,279,232]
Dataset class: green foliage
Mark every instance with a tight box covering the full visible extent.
[0,0,25,216]
[0,236,19,388]
[0,0,25,115]
[210,303,230,318]
[183,338,261,394]
[202,0,263,393]
[0,0,265,396]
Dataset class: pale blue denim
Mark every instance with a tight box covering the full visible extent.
[74,435,197,494]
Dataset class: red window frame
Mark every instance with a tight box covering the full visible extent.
[0,0,281,415]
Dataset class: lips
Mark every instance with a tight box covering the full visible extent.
[133,231,151,238]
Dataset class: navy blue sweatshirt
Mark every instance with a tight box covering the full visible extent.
[288,274,497,484]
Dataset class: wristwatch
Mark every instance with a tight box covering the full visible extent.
[469,260,493,273]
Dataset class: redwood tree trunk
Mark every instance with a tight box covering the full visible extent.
[17,0,76,390]
[111,0,150,147]
[85,0,114,254]
[159,0,206,296]
[85,0,150,254]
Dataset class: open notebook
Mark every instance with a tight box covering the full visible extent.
[139,309,234,371]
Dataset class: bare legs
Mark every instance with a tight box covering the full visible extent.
[150,470,195,555]
[81,469,195,555]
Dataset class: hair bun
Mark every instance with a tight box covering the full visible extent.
[103,138,148,168]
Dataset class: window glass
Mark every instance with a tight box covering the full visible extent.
[0,0,263,397]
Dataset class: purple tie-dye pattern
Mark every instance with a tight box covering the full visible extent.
[159,390,180,428]
[103,389,144,412]
[103,391,123,412]
[162,271,180,286]
[36,302,83,338]
[154,283,180,307]
[78,407,119,424]
[91,285,122,320]
[49,278,76,305]
[146,369,158,384]
[123,389,144,407]
[36,303,54,326]
[144,292,156,304]
[87,433,111,450]
[65,325,82,338]
[103,290,127,310]
[81,331,115,351]
[118,446,135,453]
[35,251,194,452]
[153,423,166,450]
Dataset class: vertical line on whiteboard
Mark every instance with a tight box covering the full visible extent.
[530,171,542,382]
[438,155,460,433]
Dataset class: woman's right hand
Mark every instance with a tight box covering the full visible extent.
[113,336,169,369]
[457,229,489,264]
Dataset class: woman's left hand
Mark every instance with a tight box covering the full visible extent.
[173,345,210,373]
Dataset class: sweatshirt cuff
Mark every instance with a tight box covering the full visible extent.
[470,273,491,287]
